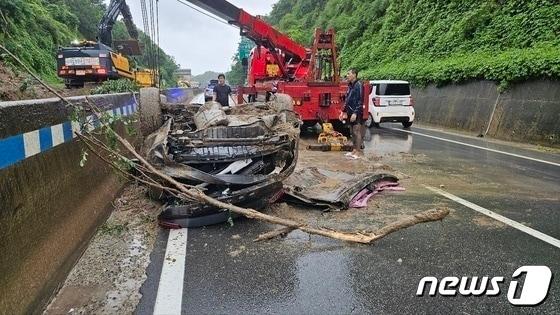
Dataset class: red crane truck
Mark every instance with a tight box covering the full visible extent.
[184,0,369,126]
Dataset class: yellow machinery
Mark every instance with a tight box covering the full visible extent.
[177,80,191,88]
[307,123,353,151]
[110,51,135,79]
[110,52,157,87]
[134,69,157,87]
[56,0,157,88]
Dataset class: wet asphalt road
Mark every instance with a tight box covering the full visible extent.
[136,123,560,314]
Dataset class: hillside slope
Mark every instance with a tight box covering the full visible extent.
[192,71,221,87]
[268,0,560,88]
[0,0,178,88]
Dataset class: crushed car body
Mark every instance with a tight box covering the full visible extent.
[143,94,300,228]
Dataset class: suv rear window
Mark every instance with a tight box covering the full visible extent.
[375,83,410,96]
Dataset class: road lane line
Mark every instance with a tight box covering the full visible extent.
[425,185,560,249]
[390,128,560,167]
[153,228,188,315]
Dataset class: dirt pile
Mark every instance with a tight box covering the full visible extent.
[0,62,91,101]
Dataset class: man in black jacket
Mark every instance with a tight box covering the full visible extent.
[340,68,364,158]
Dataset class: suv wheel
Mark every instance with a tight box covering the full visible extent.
[402,121,413,128]
[365,114,373,128]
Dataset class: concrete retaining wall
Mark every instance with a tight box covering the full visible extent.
[412,79,560,147]
[0,88,173,314]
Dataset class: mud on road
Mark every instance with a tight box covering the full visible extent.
[45,135,454,314]
[44,186,161,315]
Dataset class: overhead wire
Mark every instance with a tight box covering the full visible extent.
[174,0,231,27]
[140,0,153,74]
[149,0,156,82]
[150,0,160,87]
[156,0,161,87]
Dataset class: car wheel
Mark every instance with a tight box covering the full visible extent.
[372,122,380,128]
[402,121,413,128]
[365,114,373,128]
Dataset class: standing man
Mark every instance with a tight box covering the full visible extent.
[341,68,364,158]
[213,73,232,107]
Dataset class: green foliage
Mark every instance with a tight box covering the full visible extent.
[99,222,129,236]
[63,0,105,40]
[90,78,139,95]
[0,0,79,81]
[268,0,560,86]
[226,38,255,87]
[0,0,179,85]
[226,56,246,87]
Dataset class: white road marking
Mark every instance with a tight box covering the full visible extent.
[425,185,560,249]
[390,128,560,167]
[153,228,188,315]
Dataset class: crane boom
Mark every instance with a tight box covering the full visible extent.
[181,0,364,126]
[184,0,308,61]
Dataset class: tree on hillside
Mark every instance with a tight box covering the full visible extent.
[192,71,221,87]
[63,0,105,40]
[226,55,245,87]
[268,0,560,87]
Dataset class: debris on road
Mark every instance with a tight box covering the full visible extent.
[349,179,406,208]
[282,167,403,210]
[307,122,353,152]
[143,94,301,228]
[75,94,450,245]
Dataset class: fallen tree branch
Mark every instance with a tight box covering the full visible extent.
[254,207,450,243]
[254,226,295,242]
[1,44,451,244]
[77,133,186,199]
[366,207,449,242]
[84,99,451,244]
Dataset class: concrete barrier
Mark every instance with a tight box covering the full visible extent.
[161,87,202,104]
[412,79,560,147]
[0,87,193,314]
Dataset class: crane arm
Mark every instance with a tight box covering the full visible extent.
[184,0,308,62]
[98,0,139,46]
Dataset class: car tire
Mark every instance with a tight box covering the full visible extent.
[372,122,380,128]
[365,114,373,128]
[402,121,413,128]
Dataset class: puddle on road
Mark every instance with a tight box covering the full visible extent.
[365,128,414,155]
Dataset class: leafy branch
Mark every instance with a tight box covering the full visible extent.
[1,43,449,244]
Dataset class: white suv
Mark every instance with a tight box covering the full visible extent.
[365,80,415,128]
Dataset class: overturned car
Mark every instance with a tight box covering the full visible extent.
[143,94,300,228]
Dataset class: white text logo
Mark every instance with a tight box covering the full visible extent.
[416,266,552,306]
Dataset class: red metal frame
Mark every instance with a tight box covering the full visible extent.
[185,0,369,123]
